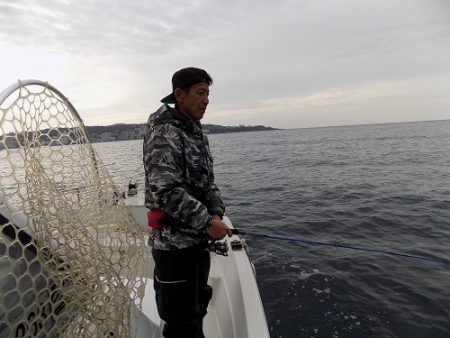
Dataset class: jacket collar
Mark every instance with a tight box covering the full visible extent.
[169,106,203,133]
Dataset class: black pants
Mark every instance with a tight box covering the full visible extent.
[152,244,212,338]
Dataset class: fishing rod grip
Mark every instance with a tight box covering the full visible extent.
[231,229,245,235]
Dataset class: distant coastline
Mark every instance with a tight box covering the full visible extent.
[85,123,279,143]
[4,118,449,149]
[0,123,279,149]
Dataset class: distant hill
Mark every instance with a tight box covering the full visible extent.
[202,124,278,134]
[0,123,279,149]
[84,123,279,143]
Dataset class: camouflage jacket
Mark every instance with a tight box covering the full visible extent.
[143,104,225,250]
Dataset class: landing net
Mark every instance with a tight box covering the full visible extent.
[0,80,148,337]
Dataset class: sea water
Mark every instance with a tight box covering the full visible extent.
[94,120,450,338]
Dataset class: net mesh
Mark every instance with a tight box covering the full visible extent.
[0,81,149,337]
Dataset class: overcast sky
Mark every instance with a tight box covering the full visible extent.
[1,0,449,129]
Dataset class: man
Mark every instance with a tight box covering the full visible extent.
[143,67,232,338]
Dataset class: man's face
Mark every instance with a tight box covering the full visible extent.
[176,82,210,121]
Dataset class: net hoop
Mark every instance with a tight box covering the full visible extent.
[0,80,149,337]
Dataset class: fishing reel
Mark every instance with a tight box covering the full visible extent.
[208,240,229,256]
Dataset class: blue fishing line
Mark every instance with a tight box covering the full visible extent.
[232,230,450,266]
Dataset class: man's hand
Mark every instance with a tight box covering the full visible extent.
[207,216,233,240]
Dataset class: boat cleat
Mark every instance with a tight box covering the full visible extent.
[230,238,248,252]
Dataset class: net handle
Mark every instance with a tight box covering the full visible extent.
[0,79,85,127]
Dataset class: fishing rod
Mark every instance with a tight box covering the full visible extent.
[231,229,450,266]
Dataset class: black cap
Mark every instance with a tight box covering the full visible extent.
[161,67,213,104]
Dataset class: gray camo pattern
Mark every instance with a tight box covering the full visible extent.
[143,105,225,250]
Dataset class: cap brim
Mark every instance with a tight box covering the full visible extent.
[161,93,175,104]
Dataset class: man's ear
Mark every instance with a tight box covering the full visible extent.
[174,88,186,103]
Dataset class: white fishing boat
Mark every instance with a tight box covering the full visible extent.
[0,80,270,338]
[125,193,269,338]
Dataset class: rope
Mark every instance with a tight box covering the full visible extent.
[232,229,450,266]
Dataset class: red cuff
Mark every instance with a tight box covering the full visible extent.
[147,209,167,229]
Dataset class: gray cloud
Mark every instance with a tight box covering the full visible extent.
[0,0,284,55]
[0,0,449,128]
